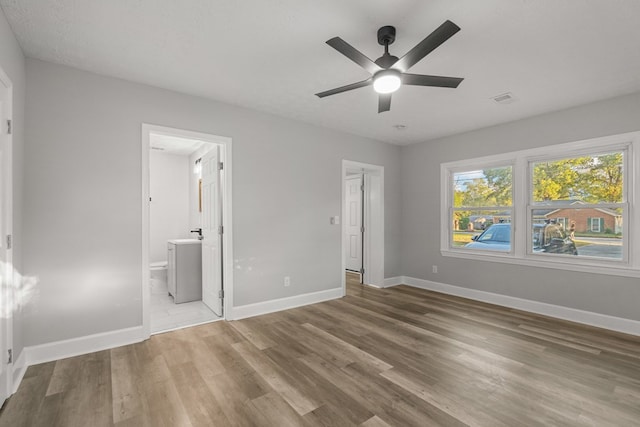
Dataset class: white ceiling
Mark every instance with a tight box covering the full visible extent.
[149,134,209,156]
[2,0,640,145]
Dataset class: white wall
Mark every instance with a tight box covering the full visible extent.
[401,91,640,321]
[149,150,191,264]
[0,7,26,362]
[23,59,402,346]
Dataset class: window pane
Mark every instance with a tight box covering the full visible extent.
[530,209,622,260]
[453,166,512,207]
[451,209,511,250]
[532,152,623,203]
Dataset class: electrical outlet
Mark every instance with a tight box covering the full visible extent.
[432,265,438,274]
[284,276,291,287]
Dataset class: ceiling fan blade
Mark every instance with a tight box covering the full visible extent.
[315,78,372,98]
[393,20,460,72]
[326,37,383,75]
[402,73,463,88]
[378,94,392,113]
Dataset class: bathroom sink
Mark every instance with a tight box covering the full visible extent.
[168,239,202,244]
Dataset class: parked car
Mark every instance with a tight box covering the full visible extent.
[464,223,578,255]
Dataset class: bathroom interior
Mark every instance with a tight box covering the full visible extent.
[149,134,221,333]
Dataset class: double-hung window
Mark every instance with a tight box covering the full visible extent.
[449,165,513,252]
[441,131,639,276]
[528,149,627,262]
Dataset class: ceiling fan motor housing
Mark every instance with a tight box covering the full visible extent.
[377,26,396,46]
[376,26,399,68]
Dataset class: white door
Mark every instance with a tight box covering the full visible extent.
[345,175,363,272]
[0,75,12,405]
[201,147,222,316]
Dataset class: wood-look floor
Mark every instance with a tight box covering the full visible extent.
[2,275,640,427]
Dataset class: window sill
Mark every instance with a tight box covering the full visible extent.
[441,248,640,278]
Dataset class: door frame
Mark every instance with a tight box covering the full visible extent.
[341,160,384,293]
[141,124,234,339]
[0,66,13,400]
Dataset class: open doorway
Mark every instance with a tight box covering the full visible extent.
[142,125,233,337]
[342,160,384,293]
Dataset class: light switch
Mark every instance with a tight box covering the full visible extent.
[330,216,340,225]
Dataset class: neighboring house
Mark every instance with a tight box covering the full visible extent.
[535,200,622,234]
[469,215,492,230]
[466,212,510,231]
[546,206,622,234]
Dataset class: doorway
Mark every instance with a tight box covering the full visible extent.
[0,67,13,406]
[142,125,233,338]
[342,160,384,292]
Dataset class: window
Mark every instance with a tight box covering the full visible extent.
[451,166,512,251]
[530,150,625,260]
[441,131,640,276]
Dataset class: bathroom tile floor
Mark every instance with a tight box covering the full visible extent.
[150,268,221,334]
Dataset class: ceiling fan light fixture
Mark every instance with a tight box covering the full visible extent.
[316,21,462,112]
[373,69,401,94]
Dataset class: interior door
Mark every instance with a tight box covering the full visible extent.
[345,175,363,272]
[0,76,12,405]
[201,147,222,316]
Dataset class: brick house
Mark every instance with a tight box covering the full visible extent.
[543,201,622,234]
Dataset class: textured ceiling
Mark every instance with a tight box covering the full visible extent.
[2,0,640,145]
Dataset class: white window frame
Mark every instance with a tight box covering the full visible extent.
[449,163,514,253]
[441,131,640,278]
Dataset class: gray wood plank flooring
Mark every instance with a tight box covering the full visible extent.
[1,273,639,426]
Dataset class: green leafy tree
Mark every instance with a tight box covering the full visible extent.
[462,178,496,206]
[532,153,623,203]
[483,167,512,206]
[453,190,470,230]
[533,158,583,201]
[579,153,623,203]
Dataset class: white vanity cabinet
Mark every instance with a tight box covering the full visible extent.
[167,239,203,303]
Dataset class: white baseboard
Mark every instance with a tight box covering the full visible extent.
[11,349,27,394]
[231,287,343,320]
[381,276,405,288]
[402,276,640,337]
[26,326,145,366]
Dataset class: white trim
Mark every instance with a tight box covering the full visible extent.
[151,318,223,336]
[382,276,405,288]
[11,350,26,394]
[141,126,150,337]
[341,160,385,294]
[403,276,640,337]
[141,124,235,335]
[0,66,13,401]
[25,326,145,366]
[442,131,639,273]
[232,288,342,320]
[441,248,640,278]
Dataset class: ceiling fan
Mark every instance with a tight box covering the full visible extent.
[315,21,464,113]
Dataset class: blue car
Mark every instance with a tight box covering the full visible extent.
[464,222,578,255]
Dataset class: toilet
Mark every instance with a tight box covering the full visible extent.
[149,261,168,290]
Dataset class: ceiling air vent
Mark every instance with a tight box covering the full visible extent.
[492,92,517,104]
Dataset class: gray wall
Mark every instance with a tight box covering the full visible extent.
[0,7,25,361]
[400,92,640,321]
[149,151,190,264]
[23,59,401,346]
